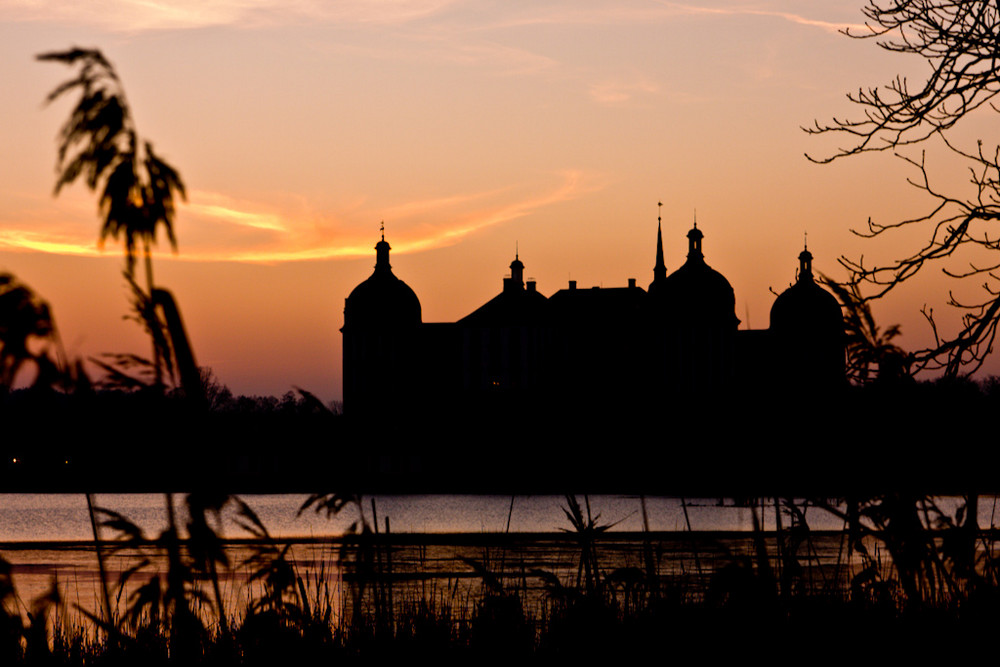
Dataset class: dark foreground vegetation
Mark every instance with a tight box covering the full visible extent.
[3,373,1000,495]
[1,494,999,664]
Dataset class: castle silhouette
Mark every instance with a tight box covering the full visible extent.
[342,218,845,419]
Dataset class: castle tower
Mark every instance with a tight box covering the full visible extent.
[769,243,845,391]
[660,220,739,393]
[342,229,422,415]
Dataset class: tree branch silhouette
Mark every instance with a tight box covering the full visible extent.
[807,1,1000,376]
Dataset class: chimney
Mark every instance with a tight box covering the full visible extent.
[527,280,536,292]
[568,280,577,290]
[628,278,636,288]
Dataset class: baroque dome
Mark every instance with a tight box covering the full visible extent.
[344,237,421,328]
[770,249,841,334]
[662,225,739,326]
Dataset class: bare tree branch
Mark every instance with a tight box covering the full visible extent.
[809,1,1000,377]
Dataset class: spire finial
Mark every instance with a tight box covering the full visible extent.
[516,240,518,261]
[380,220,385,242]
[804,230,808,250]
[658,201,662,225]
[693,208,697,229]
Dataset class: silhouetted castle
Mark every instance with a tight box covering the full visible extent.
[342,220,845,418]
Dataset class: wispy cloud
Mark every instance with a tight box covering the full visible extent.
[1,0,459,32]
[449,1,863,34]
[659,2,866,35]
[0,229,100,257]
[588,77,660,105]
[0,172,602,263]
[187,192,289,232]
[221,170,601,262]
[4,0,865,35]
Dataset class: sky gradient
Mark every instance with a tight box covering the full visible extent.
[2,0,996,402]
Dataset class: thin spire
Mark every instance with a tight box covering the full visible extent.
[516,240,519,261]
[380,220,385,242]
[650,200,667,293]
[655,204,666,274]
[693,208,697,229]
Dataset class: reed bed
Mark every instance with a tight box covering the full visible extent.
[0,494,998,663]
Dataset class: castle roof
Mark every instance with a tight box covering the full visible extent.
[662,224,739,327]
[460,253,547,326]
[769,248,842,335]
[344,235,421,327]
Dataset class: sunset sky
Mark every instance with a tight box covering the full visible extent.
[2,0,997,402]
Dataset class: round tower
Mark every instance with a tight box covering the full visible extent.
[769,245,845,391]
[342,231,422,415]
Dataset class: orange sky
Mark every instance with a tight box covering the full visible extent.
[2,1,998,402]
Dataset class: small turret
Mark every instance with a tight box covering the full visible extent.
[686,223,704,260]
[504,246,525,293]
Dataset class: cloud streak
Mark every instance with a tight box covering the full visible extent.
[3,0,864,35]
[659,2,867,35]
[0,172,601,263]
[588,77,660,105]
[1,0,459,31]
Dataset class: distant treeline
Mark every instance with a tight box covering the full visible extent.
[4,373,1000,495]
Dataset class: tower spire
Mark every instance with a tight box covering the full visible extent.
[654,202,666,277]
[649,201,667,294]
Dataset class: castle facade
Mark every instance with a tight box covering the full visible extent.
[342,221,845,418]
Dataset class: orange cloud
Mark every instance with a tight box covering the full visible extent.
[0,230,99,257]
[0,171,602,264]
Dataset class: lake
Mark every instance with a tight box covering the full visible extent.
[0,493,894,542]
[0,493,993,623]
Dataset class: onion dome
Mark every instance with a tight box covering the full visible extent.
[770,248,842,334]
[663,224,739,326]
[344,234,421,327]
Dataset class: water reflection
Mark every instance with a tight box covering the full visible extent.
[0,494,995,542]
[1,494,997,624]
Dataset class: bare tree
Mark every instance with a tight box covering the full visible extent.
[807,1,1000,376]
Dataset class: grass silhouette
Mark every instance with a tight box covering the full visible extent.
[1,494,1000,662]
